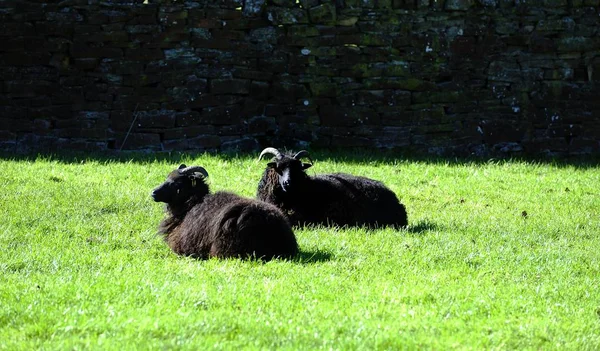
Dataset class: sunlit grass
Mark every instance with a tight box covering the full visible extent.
[0,152,599,350]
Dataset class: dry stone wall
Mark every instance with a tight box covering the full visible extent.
[1,0,599,156]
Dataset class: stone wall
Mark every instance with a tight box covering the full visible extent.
[1,0,599,156]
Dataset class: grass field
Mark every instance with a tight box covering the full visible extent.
[1,151,599,350]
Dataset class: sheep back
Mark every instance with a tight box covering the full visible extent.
[278,173,408,229]
[163,191,298,260]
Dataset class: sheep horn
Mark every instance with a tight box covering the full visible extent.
[179,166,209,178]
[258,147,282,161]
[293,150,313,164]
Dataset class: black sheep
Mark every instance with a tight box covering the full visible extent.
[257,148,408,229]
[151,164,299,260]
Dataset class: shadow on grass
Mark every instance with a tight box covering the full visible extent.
[406,220,439,234]
[293,249,333,264]
[1,147,599,168]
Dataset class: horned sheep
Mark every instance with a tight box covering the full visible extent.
[151,164,299,260]
[256,148,408,229]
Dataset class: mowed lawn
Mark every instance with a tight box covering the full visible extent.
[0,152,599,350]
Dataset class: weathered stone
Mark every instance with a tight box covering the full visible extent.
[114,132,161,151]
[337,16,359,26]
[529,33,557,53]
[413,91,463,104]
[310,79,339,97]
[271,0,296,6]
[299,0,320,7]
[135,109,177,129]
[363,78,436,91]
[125,24,159,34]
[287,25,320,38]
[158,11,188,26]
[0,0,598,157]
[272,81,310,101]
[211,79,250,95]
[309,4,335,24]
[125,48,164,61]
[320,106,380,127]
[543,0,568,7]
[246,81,269,100]
[477,0,498,7]
[266,7,308,25]
[186,135,222,149]
[243,0,266,17]
[248,116,277,134]
[221,137,260,152]
[198,105,241,125]
[557,36,594,52]
[445,0,475,10]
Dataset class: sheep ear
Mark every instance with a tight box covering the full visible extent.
[302,163,312,170]
[178,164,186,169]
[267,162,277,168]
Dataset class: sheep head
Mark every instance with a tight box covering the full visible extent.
[259,148,313,193]
[151,164,209,204]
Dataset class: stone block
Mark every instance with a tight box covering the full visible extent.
[272,81,310,101]
[375,126,411,148]
[1,52,51,66]
[377,0,394,7]
[0,131,17,143]
[135,109,177,129]
[271,0,296,6]
[158,10,188,26]
[557,36,595,52]
[125,48,164,61]
[266,7,308,25]
[70,42,123,59]
[249,81,271,100]
[200,105,243,125]
[186,135,222,149]
[320,106,380,127]
[221,137,260,152]
[210,79,250,95]
[0,118,31,132]
[299,0,320,7]
[543,0,568,6]
[114,132,161,151]
[248,116,277,134]
[125,24,159,34]
[74,58,100,70]
[242,0,266,17]
[363,77,436,91]
[445,0,475,10]
[309,79,339,97]
[309,4,336,24]
[331,136,374,148]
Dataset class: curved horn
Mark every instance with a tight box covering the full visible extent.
[179,166,208,178]
[293,150,313,163]
[258,147,282,161]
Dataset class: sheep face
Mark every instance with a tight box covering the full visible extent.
[259,148,314,193]
[151,164,209,204]
[267,157,312,192]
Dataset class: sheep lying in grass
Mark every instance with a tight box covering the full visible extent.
[257,148,408,229]
[151,164,299,260]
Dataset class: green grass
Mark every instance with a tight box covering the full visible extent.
[1,152,599,350]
